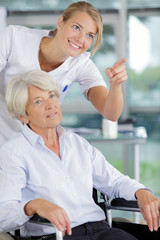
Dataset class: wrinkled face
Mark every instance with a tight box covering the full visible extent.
[57,11,97,57]
[19,86,62,133]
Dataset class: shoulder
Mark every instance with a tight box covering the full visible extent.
[77,52,91,60]
[2,25,32,35]
[2,25,49,41]
[6,25,48,34]
[64,129,104,163]
[0,133,29,157]
[66,52,92,69]
[66,52,100,76]
[0,134,29,170]
[64,128,92,150]
[69,52,91,65]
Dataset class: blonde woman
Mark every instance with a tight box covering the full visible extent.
[0,1,127,145]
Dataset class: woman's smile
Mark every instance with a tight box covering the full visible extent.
[68,40,82,50]
[46,112,58,118]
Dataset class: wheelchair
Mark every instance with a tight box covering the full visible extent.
[1,189,160,240]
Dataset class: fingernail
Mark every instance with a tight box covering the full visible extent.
[108,73,113,78]
[154,226,158,231]
[150,228,153,232]
[106,69,112,78]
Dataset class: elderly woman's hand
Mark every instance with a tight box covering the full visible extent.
[105,58,127,85]
[24,198,72,236]
[135,189,160,232]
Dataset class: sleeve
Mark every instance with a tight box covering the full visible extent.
[91,146,150,200]
[0,25,14,72]
[73,53,107,98]
[0,146,30,232]
[0,201,30,232]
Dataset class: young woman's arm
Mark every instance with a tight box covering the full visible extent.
[88,58,127,121]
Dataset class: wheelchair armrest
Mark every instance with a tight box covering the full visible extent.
[30,214,51,224]
[107,198,140,212]
[111,198,139,208]
[29,214,63,240]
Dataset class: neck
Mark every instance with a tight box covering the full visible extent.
[45,132,60,157]
[39,37,68,72]
[30,125,60,157]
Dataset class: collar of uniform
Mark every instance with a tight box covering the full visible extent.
[52,52,91,74]
[22,124,65,146]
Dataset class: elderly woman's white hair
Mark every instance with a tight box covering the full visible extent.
[6,69,60,118]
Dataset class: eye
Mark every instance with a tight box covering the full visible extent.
[49,93,55,99]
[73,25,80,31]
[35,99,42,105]
[88,33,94,39]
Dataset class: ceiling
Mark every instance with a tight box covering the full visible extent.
[0,0,160,12]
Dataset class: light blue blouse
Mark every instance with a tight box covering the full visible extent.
[0,124,146,237]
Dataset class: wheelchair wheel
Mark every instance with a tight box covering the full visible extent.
[0,233,14,240]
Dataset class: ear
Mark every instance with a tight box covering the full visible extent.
[57,16,64,30]
[17,115,29,124]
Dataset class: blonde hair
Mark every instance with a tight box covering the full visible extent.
[6,69,60,118]
[62,1,103,55]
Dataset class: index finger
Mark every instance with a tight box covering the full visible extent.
[111,58,127,70]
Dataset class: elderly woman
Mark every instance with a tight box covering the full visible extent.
[0,70,159,240]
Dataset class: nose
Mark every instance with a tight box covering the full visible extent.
[76,31,85,44]
[45,99,54,110]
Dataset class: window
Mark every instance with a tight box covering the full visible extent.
[128,14,160,109]
[127,8,160,195]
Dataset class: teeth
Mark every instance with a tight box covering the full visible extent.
[47,113,56,118]
[70,42,80,49]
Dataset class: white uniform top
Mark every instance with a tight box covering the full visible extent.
[0,25,106,145]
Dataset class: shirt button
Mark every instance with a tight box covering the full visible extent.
[66,176,70,179]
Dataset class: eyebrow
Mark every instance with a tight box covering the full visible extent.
[74,22,96,36]
[32,91,54,100]
[32,96,41,101]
